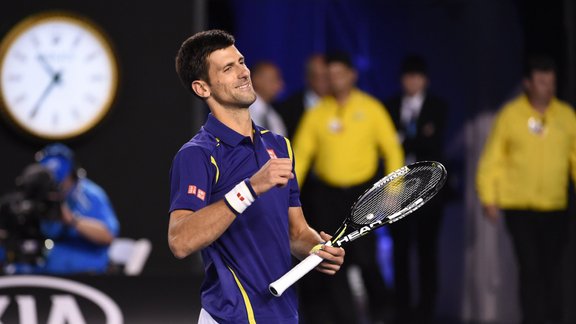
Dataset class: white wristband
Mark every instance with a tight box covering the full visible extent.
[224,179,257,215]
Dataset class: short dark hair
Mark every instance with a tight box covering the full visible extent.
[175,29,235,94]
[325,51,354,69]
[523,55,556,78]
[401,55,427,76]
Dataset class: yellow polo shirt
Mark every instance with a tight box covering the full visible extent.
[476,94,576,210]
[293,89,404,187]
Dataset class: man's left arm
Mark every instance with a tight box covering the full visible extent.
[288,206,344,275]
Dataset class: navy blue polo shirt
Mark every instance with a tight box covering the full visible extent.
[169,114,301,324]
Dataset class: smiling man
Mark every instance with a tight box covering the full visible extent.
[169,30,345,324]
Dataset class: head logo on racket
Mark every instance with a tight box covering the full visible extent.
[269,161,447,297]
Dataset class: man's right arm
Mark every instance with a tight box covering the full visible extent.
[168,202,236,259]
[168,158,294,259]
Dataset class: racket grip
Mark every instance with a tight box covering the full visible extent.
[269,253,323,297]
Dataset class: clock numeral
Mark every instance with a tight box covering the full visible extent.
[84,94,98,104]
[91,74,105,82]
[7,74,22,82]
[31,34,40,48]
[13,51,27,62]
[12,93,27,105]
[72,33,82,48]
[71,107,80,120]
[51,33,62,45]
[52,113,59,126]
[85,51,99,62]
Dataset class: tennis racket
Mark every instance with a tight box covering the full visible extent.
[269,160,447,297]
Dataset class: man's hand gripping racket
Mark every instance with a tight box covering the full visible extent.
[269,161,447,297]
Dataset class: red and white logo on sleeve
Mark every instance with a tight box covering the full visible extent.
[187,185,205,201]
[197,189,206,201]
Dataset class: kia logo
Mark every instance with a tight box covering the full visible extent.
[0,275,123,324]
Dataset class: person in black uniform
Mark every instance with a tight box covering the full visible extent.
[275,54,329,140]
[384,55,448,324]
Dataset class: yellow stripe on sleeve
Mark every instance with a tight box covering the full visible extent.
[210,156,220,184]
[283,137,293,162]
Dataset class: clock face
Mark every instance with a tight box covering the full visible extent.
[0,12,118,140]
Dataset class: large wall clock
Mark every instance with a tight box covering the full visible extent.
[0,11,119,140]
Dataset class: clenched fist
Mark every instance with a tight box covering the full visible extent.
[249,158,294,195]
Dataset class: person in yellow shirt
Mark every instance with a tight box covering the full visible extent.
[476,55,576,324]
[294,51,404,324]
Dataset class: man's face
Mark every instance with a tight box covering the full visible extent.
[204,45,256,109]
[525,70,555,105]
[401,73,427,96]
[328,62,356,95]
[252,64,284,103]
[307,57,329,97]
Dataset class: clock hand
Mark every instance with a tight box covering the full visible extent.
[37,54,58,77]
[29,70,62,119]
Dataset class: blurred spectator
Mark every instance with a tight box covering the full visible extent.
[36,143,119,274]
[384,55,448,324]
[276,54,329,253]
[276,54,329,139]
[249,60,287,135]
[293,51,404,323]
[476,55,576,324]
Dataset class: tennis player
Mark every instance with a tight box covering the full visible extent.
[169,30,345,324]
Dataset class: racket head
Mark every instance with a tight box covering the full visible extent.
[349,161,447,228]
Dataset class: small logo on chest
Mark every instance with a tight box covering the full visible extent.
[267,149,277,159]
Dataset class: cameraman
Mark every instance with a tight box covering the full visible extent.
[36,143,119,275]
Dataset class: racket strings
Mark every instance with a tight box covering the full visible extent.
[350,165,444,226]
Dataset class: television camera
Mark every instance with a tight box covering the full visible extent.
[0,163,62,269]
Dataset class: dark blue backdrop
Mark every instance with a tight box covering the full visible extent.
[225,0,526,144]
